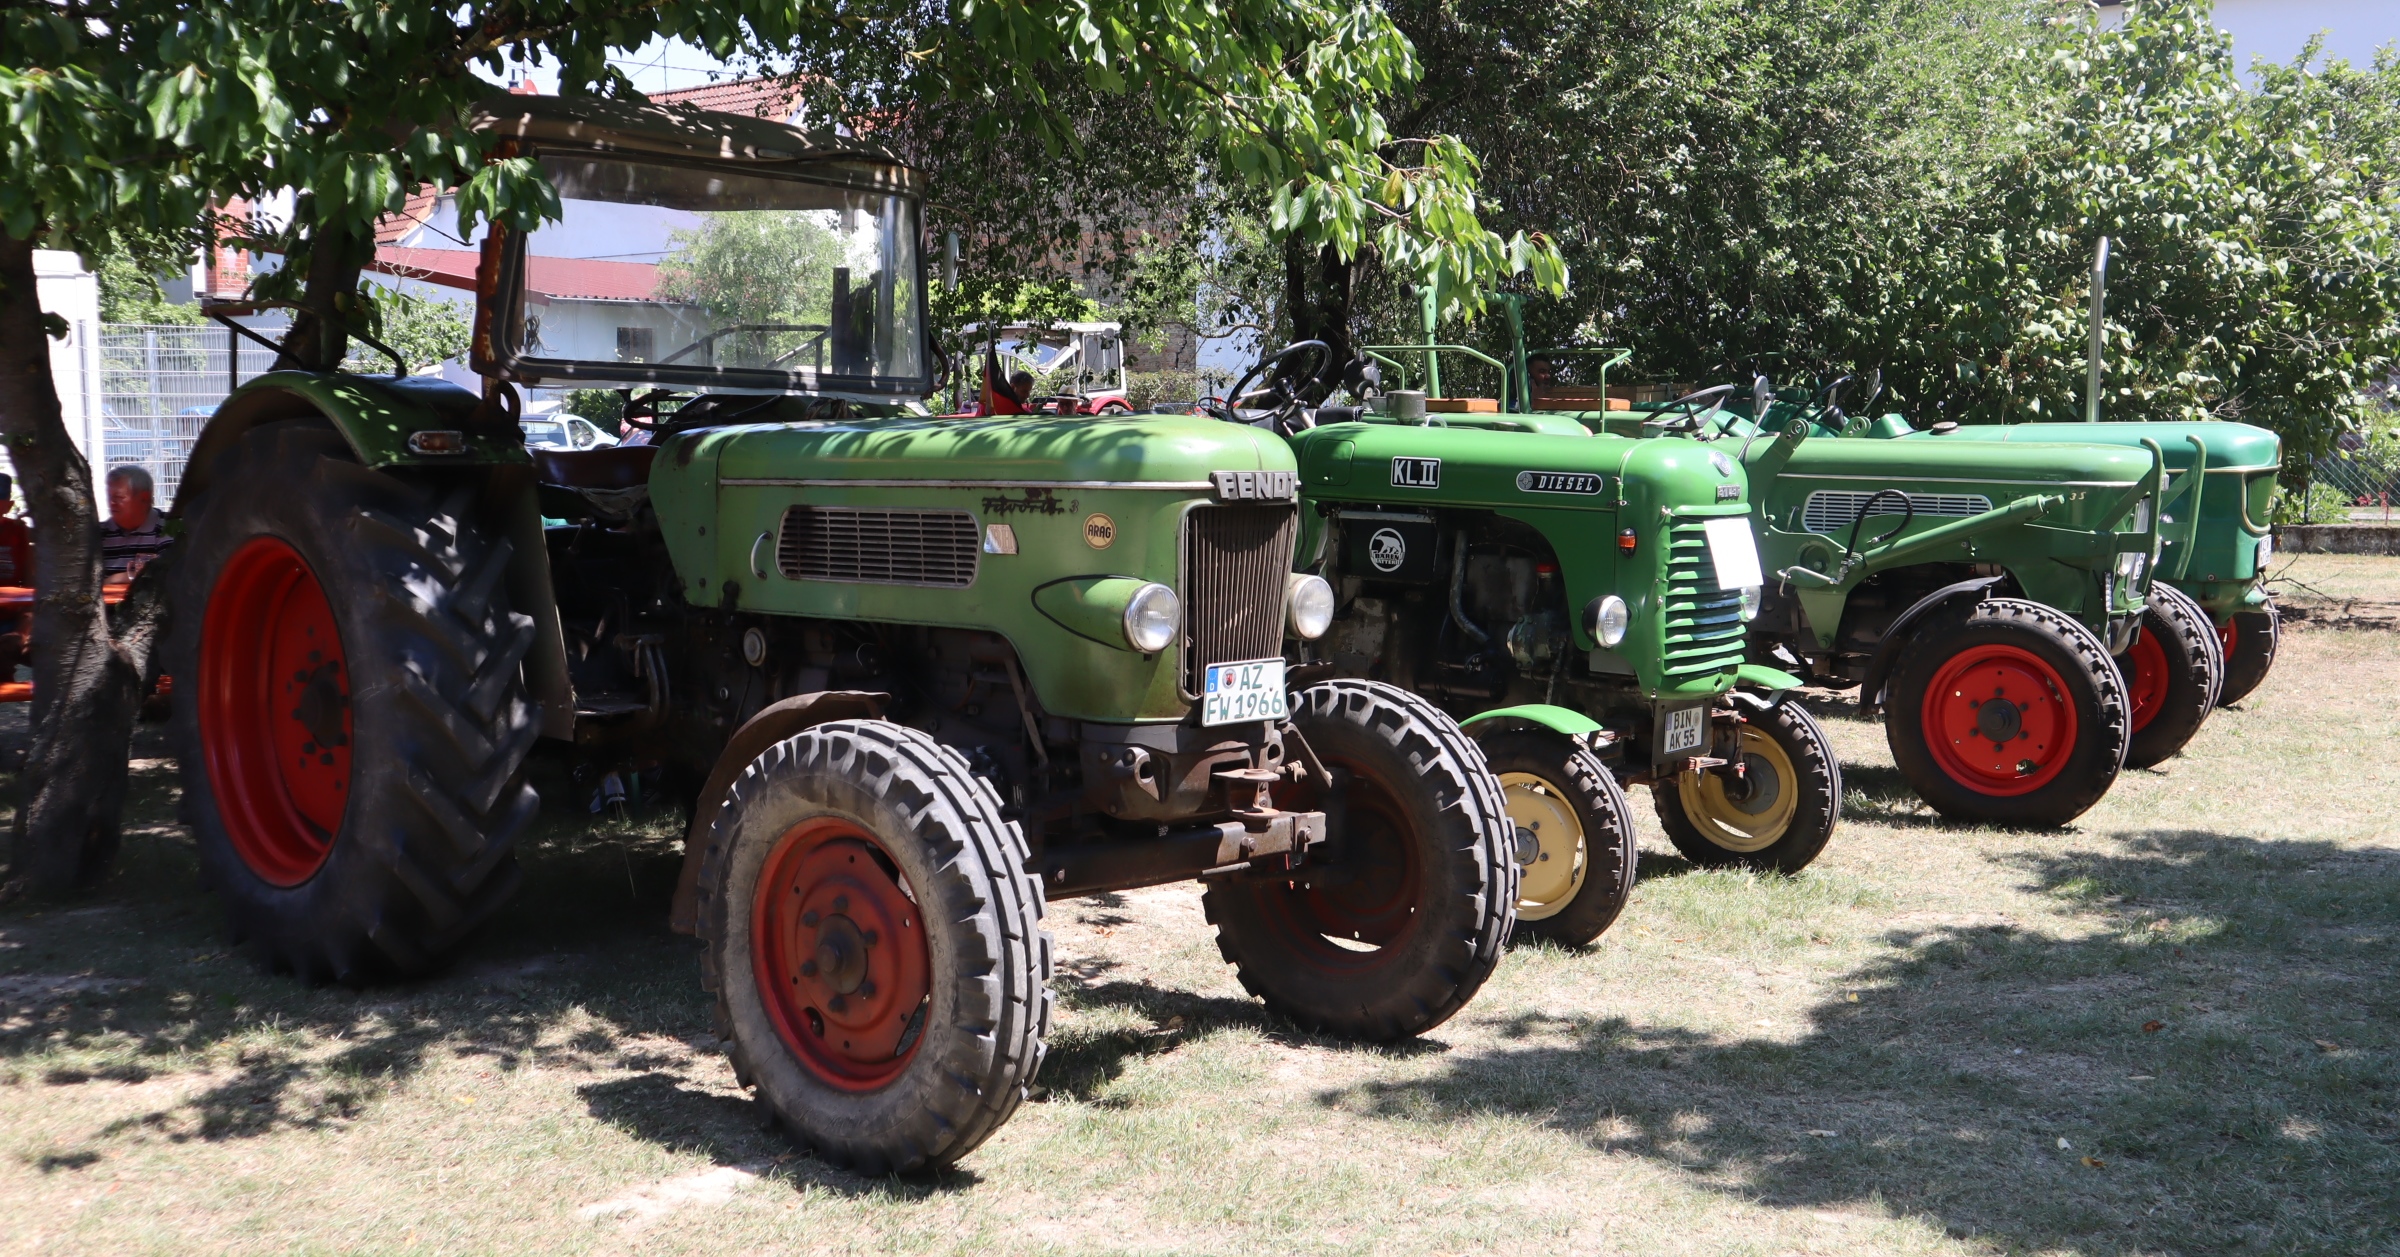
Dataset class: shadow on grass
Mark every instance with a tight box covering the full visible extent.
[1315,829,2400,1254]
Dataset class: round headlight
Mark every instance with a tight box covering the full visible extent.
[1287,573,1335,640]
[1122,582,1182,653]
[1584,594,1629,649]
[1738,585,1762,622]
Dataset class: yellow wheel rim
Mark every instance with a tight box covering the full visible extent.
[1675,723,1799,854]
[1501,771,1585,920]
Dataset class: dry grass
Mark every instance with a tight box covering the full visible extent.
[3,555,2396,1256]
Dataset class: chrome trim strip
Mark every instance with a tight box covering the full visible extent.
[722,478,1215,490]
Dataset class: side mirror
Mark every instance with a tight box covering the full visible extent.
[1752,374,1773,421]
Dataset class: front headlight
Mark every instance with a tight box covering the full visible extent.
[1584,594,1629,648]
[1738,585,1762,622]
[1122,582,1182,653]
[1286,573,1335,640]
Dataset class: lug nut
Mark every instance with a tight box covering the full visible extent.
[802,910,820,927]
[800,960,818,977]
[863,929,879,947]
[858,980,877,997]
[833,895,849,912]
[828,994,847,1012]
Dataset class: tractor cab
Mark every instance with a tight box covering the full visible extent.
[951,320,1131,415]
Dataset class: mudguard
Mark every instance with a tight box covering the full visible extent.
[1459,704,1606,739]
[668,690,894,933]
[1855,575,2006,712]
[1737,663,1805,692]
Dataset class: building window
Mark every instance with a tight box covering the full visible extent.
[616,326,654,362]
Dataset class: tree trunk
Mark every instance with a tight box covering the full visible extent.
[0,232,162,898]
[1280,235,1357,387]
[273,217,367,373]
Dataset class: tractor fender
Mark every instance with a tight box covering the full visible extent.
[181,375,573,740]
[1737,662,1805,692]
[1856,575,2006,713]
[668,690,893,934]
[1460,704,1605,740]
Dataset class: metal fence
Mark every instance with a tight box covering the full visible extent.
[98,322,283,504]
[2307,441,2400,523]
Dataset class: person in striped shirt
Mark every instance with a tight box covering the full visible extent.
[102,465,170,582]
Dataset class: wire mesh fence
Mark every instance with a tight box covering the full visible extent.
[2304,439,2400,524]
[98,321,284,504]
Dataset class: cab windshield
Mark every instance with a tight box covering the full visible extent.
[506,155,927,395]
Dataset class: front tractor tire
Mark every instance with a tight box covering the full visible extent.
[2118,583,2222,769]
[1653,693,1842,875]
[1478,730,1636,946]
[167,421,539,981]
[1884,598,2127,828]
[2216,600,2280,707]
[1204,680,1517,1040]
[697,721,1051,1174]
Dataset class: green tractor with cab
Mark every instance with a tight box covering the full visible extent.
[1214,341,1844,950]
[166,95,1522,1173]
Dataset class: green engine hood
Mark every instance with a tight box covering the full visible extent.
[1917,420,2281,474]
[715,412,1291,484]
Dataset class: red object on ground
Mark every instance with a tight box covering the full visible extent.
[196,537,353,885]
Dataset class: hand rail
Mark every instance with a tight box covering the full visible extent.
[1778,493,2068,589]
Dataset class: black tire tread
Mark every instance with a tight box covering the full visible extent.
[167,421,537,982]
[695,719,1051,1174]
[2217,600,2279,706]
[1884,597,2127,828]
[2123,582,2220,769]
[1204,678,1516,1040]
[1653,692,1843,874]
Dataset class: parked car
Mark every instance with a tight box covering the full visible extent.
[520,415,618,451]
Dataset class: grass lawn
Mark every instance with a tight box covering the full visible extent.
[3,555,2396,1256]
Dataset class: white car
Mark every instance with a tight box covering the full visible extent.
[521,415,619,451]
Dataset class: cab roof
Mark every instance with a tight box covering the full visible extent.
[469,93,919,197]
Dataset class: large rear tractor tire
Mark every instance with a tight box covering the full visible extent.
[697,720,1050,1174]
[1479,730,1636,947]
[1885,598,2127,827]
[1653,692,1842,874]
[167,421,539,981]
[2216,600,2279,707]
[1204,680,1516,1040]
[2118,584,2221,769]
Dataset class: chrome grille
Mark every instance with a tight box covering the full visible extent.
[776,506,979,587]
[1181,504,1298,692]
[1661,521,1748,680]
[1802,490,1991,534]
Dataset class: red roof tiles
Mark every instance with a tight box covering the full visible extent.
[370,246,662,302]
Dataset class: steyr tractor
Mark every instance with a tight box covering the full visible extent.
[1217,342,1843,949]
[165,96,1520,1173]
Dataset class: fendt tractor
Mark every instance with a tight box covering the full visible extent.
[165,96,1521,1173]
[1215,342,1843,950]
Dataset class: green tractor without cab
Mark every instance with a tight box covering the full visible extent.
[166,96,1521,1173]
[1215,341,1843,950]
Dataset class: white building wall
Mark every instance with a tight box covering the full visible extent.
[30,250,102,486]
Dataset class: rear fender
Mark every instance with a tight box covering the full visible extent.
[1855,576,2005,713]
[669,691,894,934]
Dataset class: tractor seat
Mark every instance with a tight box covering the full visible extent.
[532,444,656,490]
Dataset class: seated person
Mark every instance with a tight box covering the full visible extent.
[101,465,171,584]
[0,473,29,587]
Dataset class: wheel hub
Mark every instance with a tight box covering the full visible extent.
[1972,689,2027,745]
[1500,772,1585,921]
[1920,642,2080,797]
[752,824,931,1090]
[1676,724,1798,853]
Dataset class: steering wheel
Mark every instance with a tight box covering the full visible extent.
[1220,340,1331,434]
[1647,383,1739,433]
[1805,373,1854,426]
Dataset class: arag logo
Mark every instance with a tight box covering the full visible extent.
[1368,528,1409,573]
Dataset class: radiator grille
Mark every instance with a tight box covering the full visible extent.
[776,506,979,587]
[1802,490,1991,534]
[1181,504,1299,693]
[1661,521,1749,680]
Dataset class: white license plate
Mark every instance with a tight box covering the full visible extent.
[1202,658,1289,727]
[1663,705,1707,755]
[1701,516,1764,589]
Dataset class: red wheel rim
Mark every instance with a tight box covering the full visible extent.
[2218,617,2238,660]
[198,536,353,886]
[2122,628,2169,733]
[752,819,932,1091]
[1251,757,1424,975]
[1920,643,2080,797]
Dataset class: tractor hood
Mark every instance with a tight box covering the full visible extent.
[1759,432,2157,537]
[714,412,1294,485]
[1921,420,2281,473]
[1289,422,1744,512]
